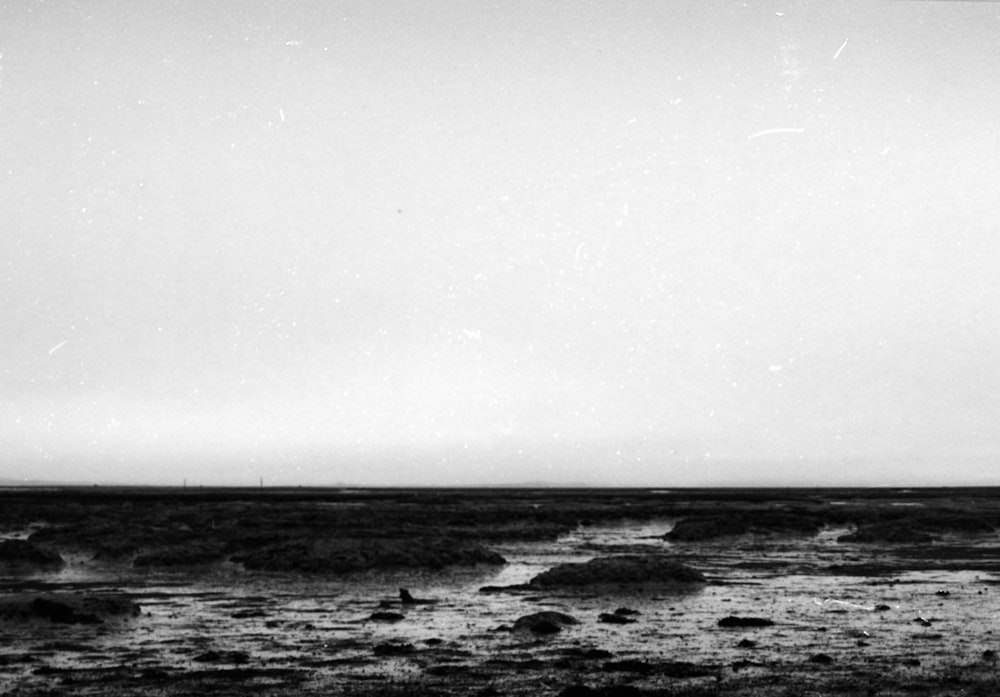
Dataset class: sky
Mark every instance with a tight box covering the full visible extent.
[3,1,1000,487]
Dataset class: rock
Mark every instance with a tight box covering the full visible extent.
[718,616,774,628]
[512,611,579,634]
[599,612,636,624]
[809,653,834,664]
[614,607,640,616]
[529,555,705,589]
[983,649,998,662]
[369,611,405,622]
[935,589,951,597]
[0,539,64,570]
[400,588,439,605]
[874,604,892,612]
[913,616,932,627]
[737,639,757,648]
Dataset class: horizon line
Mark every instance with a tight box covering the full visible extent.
[4,481,1000,491]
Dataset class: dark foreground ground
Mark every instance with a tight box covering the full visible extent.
[4,486,1000,696]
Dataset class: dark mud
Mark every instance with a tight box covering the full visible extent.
[0,540,64,571]
[4,486,1000,695]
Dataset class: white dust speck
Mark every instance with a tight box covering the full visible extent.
[832,38,850,61]
[48,339,69,355]
[768,365,783,372]
[748,128,805,140]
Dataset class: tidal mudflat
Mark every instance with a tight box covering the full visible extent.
[3,487,1000,696]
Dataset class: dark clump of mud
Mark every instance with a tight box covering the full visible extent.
[665,510,823,541]
[837,511,997,544]
[837,521,936,544]
[512,611,580,634]
[718,616,774,628]
[369,611,405,622]
[529,554,706,588]
[20,491,549,575]
[132,541,230,567]
[0,539,65,571]
[0,592,140,624]
[231,538,506,573]
[598,612,636,624]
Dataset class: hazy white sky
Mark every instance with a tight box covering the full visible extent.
[3,1,1000,486]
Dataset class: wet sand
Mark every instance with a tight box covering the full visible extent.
[3,487,1000,695]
